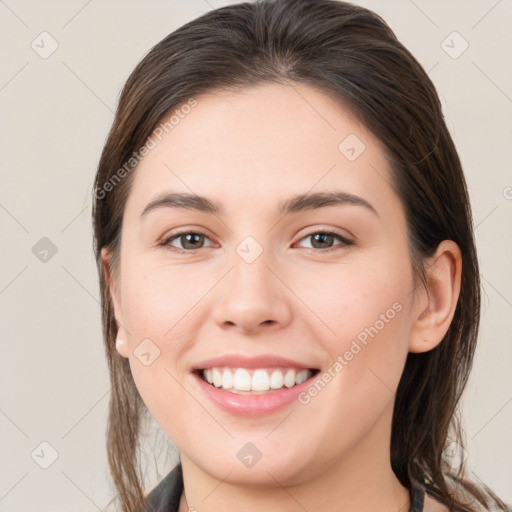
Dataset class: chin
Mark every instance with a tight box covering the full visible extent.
[186,444,315,488]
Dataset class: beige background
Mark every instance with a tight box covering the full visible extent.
[1,0,511,510]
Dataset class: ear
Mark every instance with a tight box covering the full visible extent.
[408,240,462,353]
[100,247,129,358]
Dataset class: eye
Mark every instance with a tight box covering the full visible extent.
[295,230,353,251]
[160,229,353,254]
[160,231,214,253]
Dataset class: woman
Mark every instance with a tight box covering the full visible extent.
[92,1,509,511]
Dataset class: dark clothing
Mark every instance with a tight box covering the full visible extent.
[141,463,426,512]
[141,464,184,512]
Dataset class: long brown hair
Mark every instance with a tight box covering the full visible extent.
[92,1,508,511]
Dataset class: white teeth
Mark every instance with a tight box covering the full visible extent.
[295,369,309,385]
[269,370,284,389]
[201,367,314,393]
[252,369,270,391]
[233,368,252,391]
[284,369,296,388]
[212,368,222,387]
[222,369,234,389]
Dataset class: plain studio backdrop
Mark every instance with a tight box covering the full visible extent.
[1,1,511,510]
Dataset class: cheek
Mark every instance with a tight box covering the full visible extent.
[292,250,413,394]
[120,256,208,340]
[291,262,412,451]
[118,254,220,418]
[296,254,411,344]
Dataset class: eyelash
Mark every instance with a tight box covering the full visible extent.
[159,229,354,254]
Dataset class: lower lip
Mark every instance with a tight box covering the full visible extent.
[192,371,317,416]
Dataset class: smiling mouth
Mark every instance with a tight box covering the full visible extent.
[194,367,320,395]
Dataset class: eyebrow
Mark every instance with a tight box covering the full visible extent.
[140,190,378,218]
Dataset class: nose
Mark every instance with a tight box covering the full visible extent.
[210,248,293,335]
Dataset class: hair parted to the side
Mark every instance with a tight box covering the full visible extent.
[92,1,508,511]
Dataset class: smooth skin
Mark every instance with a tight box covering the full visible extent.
[102,83,460,512]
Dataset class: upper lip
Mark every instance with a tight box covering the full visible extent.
[191,354,319,371]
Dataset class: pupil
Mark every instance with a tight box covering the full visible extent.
[183,233,203,249]
[313,233,332,248]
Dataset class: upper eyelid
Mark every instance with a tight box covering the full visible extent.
[295,225,353,241]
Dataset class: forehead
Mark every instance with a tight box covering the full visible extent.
[126,83,397,217]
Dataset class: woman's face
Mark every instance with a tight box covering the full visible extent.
[107,83,420,485]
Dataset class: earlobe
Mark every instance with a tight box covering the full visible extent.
[115,331,130,358]
[408,240,462,354]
